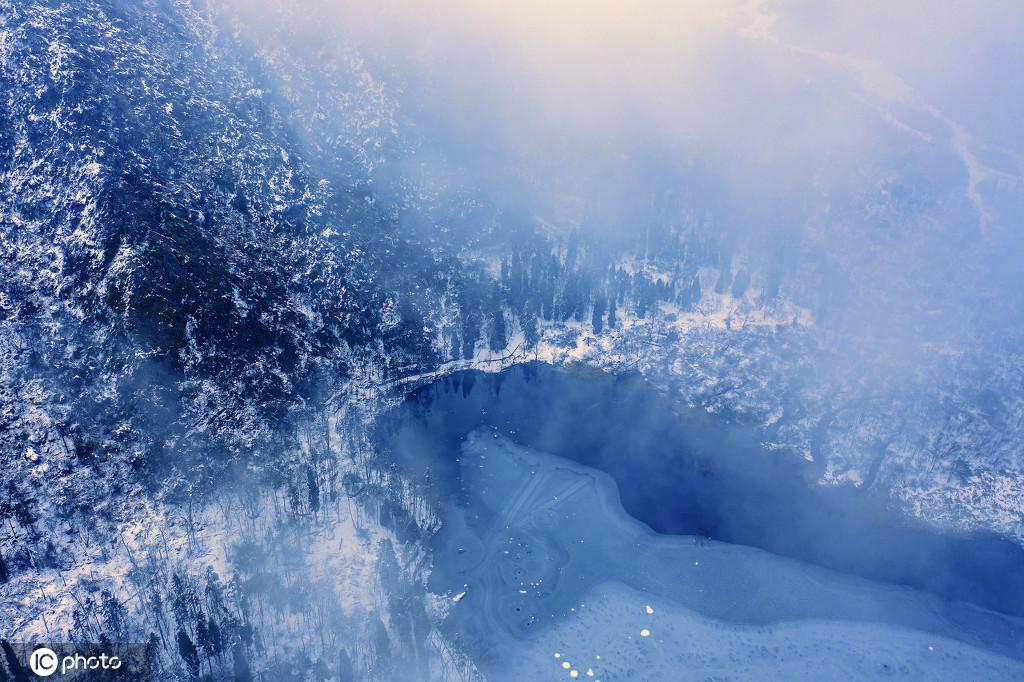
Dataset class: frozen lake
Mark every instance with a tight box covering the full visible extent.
[376,365,1024,679]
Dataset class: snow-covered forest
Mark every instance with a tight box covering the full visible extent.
[2,1,1023,680]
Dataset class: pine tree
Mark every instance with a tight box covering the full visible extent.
[522,304,540,348]
[203,567,225,617]
[489,311,507,353]
[510,251,526,312]
[207,617,223,660]
[171,573,198,628]
[196,614,213,672]
[488,283,508,353]
[306,466,320,515]
[177,629,200,679]
[101,589,128,639]
[500,256,511,290]
[592,292,607,334]
[636,276,650,319]
[144,632,162,679]
[460,301,481,360]
[2,640,29,682]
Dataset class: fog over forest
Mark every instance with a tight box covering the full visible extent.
[1,1,1023,680]
[226,0,1024,369]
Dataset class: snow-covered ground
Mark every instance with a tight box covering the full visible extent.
[512,583,1024,682]
[426,430,1024,680]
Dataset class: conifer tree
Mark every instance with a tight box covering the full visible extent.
[177,629,200,679]
[592,292,607,334]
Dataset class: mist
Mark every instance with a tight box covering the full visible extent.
[213,0,1024,373]
[4,1,1024,678]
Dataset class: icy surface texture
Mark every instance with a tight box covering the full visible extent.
[428,430,1024,680]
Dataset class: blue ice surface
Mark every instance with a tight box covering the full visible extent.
[428,430,1024,681]
[386,365,1024,620]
